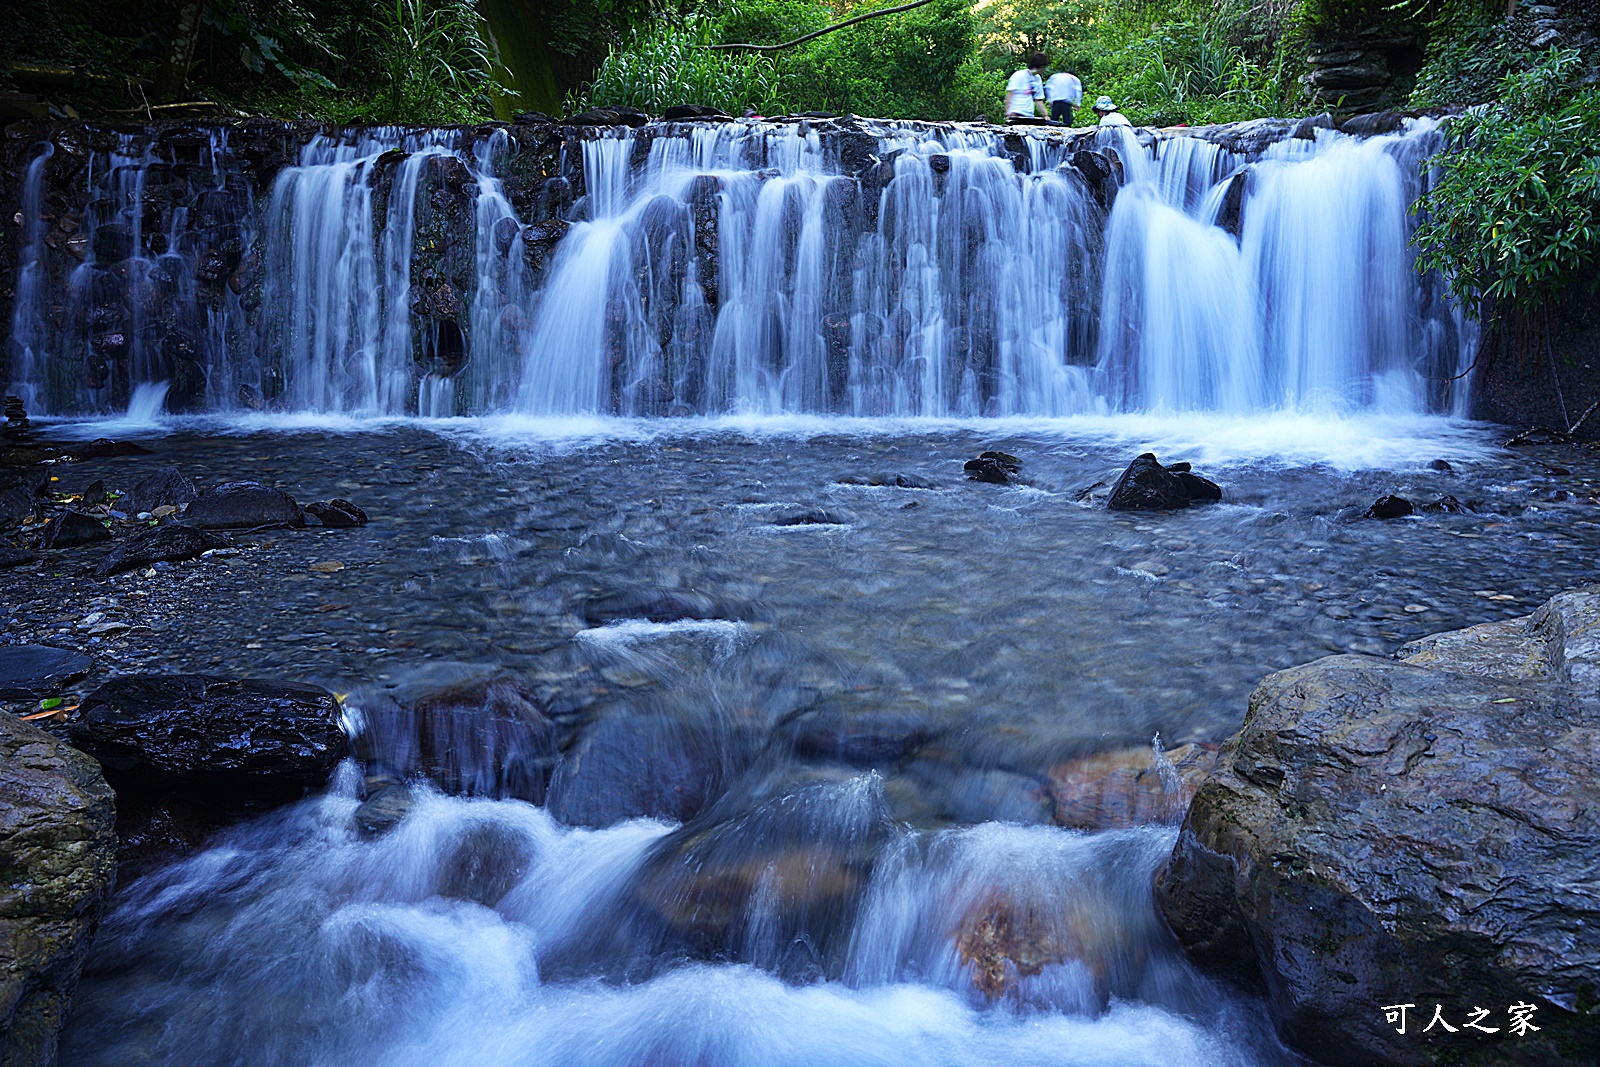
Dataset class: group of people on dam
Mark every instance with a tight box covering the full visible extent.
[1004,51,1131,127]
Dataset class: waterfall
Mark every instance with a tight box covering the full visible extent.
[7,143,53,413]
[4,117,1476,419]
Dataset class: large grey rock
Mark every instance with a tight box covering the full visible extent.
[0,712,117,1067]
[71,675,347,802]
[1157,587,1600,1066]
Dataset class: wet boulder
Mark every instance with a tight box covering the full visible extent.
[71,675,348,803]
[1363,493,1415,519]
[1107,454,1221,510]
[122,467,197,515]
[0,545,41,569]
[630,778,895,971]
[181,481,303,529]
[1156,586,1600,1066]
[964,451,1022,485]
[1047,741,1219,830]
[0,711,118,1067]
[94,524,231,576]
[783,697,939,765]
[0,646,94,700]
[37,511,111,549]
[546,699,753,827]
[302,498,368,528]
[347,674,556,803]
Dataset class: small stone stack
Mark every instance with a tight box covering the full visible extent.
[2,396,30,440]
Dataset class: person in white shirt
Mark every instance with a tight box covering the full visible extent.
[1093,95,1132,127]
[1004,52,1048,123]
[1045,69,1083,125]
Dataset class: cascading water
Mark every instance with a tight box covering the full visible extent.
[6,116,1474,419]
[7,142,54,413]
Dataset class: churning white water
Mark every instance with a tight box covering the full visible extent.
[60,782,1296,1067]
[7,117,1473,419]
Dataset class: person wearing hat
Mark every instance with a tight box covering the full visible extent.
[1093,95,1132,127]
[1005,52,1049,122]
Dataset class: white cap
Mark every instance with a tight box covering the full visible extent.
[1094,96,1116,112]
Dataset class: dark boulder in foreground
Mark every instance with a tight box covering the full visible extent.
[1107,454,1221,510]
[0,711,117,1067]
[38,511,111,550]
[122,467,197,515]
[0,645,94,699]
[181,481,302,529]
[95,524,231,576]
[1157,586,1600,1066]
[71,675,347,802]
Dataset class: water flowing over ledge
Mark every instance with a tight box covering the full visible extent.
[4,114,1474,421]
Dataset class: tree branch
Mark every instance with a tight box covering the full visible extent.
[707,0,938,52]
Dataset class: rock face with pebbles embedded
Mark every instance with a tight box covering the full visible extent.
[1157,586,1600,1066]
[0,711,118,1067]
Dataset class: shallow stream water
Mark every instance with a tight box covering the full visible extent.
[14,412,1596,1067]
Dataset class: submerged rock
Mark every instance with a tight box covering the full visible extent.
[181,481,302,529]
[0,712,117,1067]
[71,674,347,802]
[1107,454,1221,510]
[94,524,231,576]
[1157,586,1600,1066]
[1047,741,1219,830]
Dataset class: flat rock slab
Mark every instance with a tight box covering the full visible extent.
[94,524,231,577]
[0,646,94,699]
[181,482,302,530]
[0,710,117,1067]
[71,674,347,801]
[1157,587,1600,1066]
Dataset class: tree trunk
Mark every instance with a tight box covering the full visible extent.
[157,0,207,102]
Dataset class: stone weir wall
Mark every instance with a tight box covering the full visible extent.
[0,118,587,413]
[0,112,1338,416]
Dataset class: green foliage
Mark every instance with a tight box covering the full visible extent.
[1413,49,1600,317]
[576,0,996,120]
[203,0,337,94]
[373,0,502,121]
[578,14,785,114]
[1405,0,1541,107]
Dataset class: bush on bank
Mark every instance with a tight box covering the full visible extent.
[1413,48,1600,319]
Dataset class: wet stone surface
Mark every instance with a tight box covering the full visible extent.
[4,421,1600,826]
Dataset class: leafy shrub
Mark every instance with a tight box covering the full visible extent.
[577,13,785,114]
[1413,48,1600,316]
